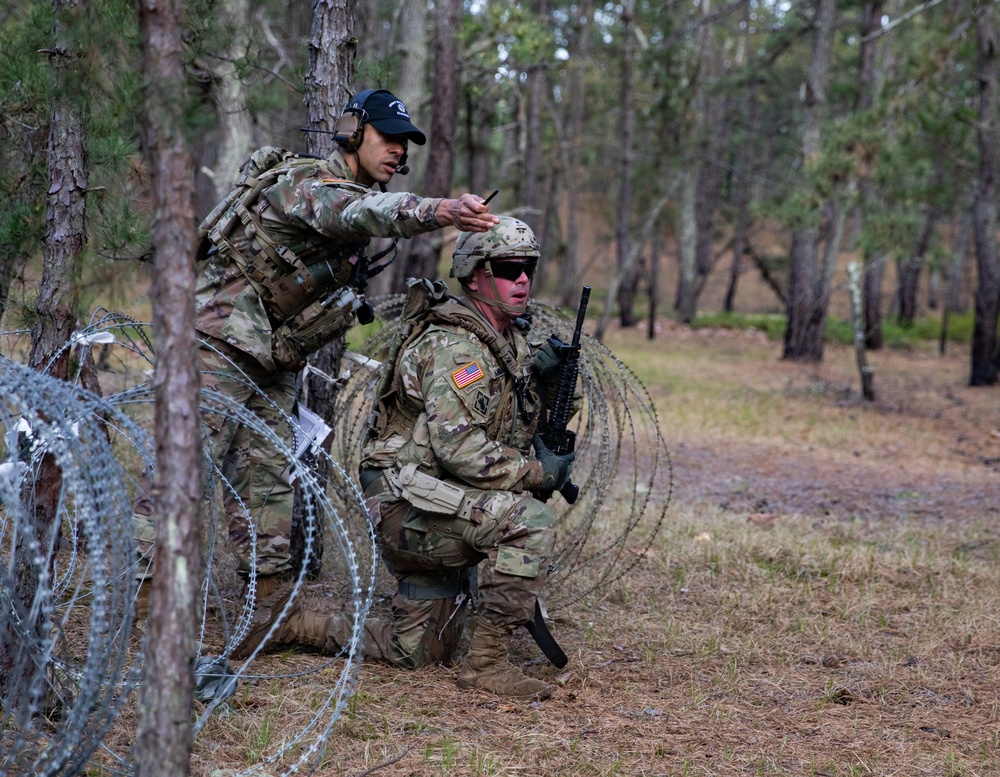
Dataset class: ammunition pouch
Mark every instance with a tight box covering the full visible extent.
[271,287,364,371]
[209,196,354,318]
[386,463,474,521]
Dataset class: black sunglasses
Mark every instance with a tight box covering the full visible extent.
[489,260,537,281]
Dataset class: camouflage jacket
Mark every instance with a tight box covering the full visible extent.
[362,296,548,493]
[195,148,444,371]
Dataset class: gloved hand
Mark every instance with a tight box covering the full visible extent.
[532,339,565,382]
[533,433,575,493]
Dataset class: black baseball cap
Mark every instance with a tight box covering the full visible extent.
[347,89,426,145]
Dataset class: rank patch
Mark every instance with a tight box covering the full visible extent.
[452,361,485,389]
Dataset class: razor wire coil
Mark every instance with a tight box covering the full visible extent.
[0,295,671,774]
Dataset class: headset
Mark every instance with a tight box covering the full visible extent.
[332,89,381,150]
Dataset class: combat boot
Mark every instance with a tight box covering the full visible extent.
[132,579,151,637]
[230,585,332,660]
[242,572,292,604]
[456,620,552,701]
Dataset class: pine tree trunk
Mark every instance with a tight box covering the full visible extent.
[615,0,637,327]
[394,0,429,184]
[293,0,359,575]
[947,208,973,314]
[209,0,255,201]
[897,203,940,326]
[1,0,88,707]
[134,0,201,772]
[305,0,359,154]
[400,0,461,284]
[783,0,836,363]
[724,80,758,313]
[970,0,1000,386]
[559,0,592,309]
[674,167,698,323]
[857,0,886,350]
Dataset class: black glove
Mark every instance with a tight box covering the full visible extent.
[532,339,565,383]
[533,433,575,493]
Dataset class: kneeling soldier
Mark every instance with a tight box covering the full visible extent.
[233,217,574,701]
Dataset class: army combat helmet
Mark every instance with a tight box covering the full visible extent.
[451,216,540,280]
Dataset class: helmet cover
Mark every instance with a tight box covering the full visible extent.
[450,216,540,279]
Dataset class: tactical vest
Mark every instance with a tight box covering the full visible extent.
[368,281,534,447]
[198,146,368,370]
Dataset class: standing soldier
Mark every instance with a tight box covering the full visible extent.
[233,216,577,702]
[133,88,499,629]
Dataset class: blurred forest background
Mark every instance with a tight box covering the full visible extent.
[2,0,1000,382]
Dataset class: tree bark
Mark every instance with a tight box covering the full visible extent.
[724,64,758,313]
[464,87,494,204]
[947,206,972,314]
[783,0,836,363]
[897,199,941,326]
[857,0,886,350]
[970,0,1000,386]
[647,217,661,340]
[397,0,461,285]
[1,0,88,707]
[674,0,728,324]
[615,0,638,327]
[673,167,698,321]
[293,0,358,576]
[134,0,201,773]
[305,0,359,156]
[208,0,256,201]
[394,0,430,185]
[688,94,730,315]
[559,0,592,308]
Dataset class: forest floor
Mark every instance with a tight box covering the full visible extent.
[176,319,999,777]
[653,320,1000,524]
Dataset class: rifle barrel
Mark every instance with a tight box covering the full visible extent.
[571,286,591,346]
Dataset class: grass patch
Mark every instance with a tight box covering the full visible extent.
[692,310,975,347]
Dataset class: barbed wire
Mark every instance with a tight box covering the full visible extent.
[0,314,376,776]
[0,296,672,773]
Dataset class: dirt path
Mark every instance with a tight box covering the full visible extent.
[626,323,1000,525]
[672,437,999,522]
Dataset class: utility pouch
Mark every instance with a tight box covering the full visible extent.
[261,254,344,322]
[271,287,362,370]
[390,463,473,521]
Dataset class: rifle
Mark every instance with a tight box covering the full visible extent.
[539,285,590,504]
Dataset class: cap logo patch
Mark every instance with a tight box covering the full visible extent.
[389,99,410,118]
[452,361,485,389]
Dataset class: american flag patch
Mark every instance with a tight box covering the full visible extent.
[451,361,485,389]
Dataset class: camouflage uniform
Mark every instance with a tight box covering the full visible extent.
[344,293,555,668]
[135,147,447,580]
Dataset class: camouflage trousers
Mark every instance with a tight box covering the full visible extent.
[133,338,297,579]
[325,481,556,668]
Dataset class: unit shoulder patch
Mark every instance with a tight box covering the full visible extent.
[451,361,485,390]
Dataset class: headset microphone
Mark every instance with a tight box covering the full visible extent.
[397,164,409,175]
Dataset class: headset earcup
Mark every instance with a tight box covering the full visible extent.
[333,113,363,150]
